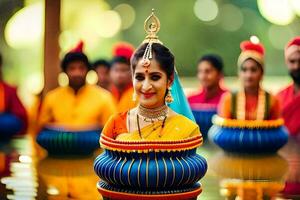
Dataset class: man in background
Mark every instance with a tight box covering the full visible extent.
[93,59,111,91]
[109,42,137,112]
[277,36,300,136]
[38,42,116,129]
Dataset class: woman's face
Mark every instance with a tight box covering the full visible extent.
[239,59,263,90]
[133,58,171,109]
[197,60,221,89]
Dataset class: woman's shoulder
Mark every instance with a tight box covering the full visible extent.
[102,111,128,138]
[171,113,198,129]
[169,114,201,138]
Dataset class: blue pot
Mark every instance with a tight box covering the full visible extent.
[192,109,216,138]
[94,149,207,198]
[209,119,288,153]
[0,113,22,138]
[37,127,101,155]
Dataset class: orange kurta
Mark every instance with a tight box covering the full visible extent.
[218,91,280,120]
[110,84,137,113]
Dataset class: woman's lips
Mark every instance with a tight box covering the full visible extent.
[141,92,155,99]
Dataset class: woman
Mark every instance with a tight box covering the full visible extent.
[94,10,207,200]
[102,42,200,141]
[209,40,288,153]
[188,54,227,137]
[218,41,280,120]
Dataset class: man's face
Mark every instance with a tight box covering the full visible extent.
[286,51,300,71]
[95,65,110,88]
[110,62,131,89]
[286,51,300,85]
[65,61,88,89]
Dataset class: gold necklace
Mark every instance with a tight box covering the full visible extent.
[236,88,265,120]
[136,113,167,139]
[137,104,169,122]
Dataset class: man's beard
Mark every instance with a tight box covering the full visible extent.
[289,68,300,85]
[69,78,85,91]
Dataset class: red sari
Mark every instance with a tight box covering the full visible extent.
[188,85,227,110]
[0,81,28,134]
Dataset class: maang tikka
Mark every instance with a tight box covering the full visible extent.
[141,9,173,103]
[141,9,163,70]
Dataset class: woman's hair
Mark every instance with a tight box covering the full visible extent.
[131,43,175,80]
[198,54,223,72]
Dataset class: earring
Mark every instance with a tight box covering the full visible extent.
[132,89,137,101]
[165,87,173,103]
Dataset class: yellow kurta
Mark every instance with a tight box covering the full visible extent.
[39,84,116,129]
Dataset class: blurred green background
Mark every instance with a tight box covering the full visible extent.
[0,0,299,103]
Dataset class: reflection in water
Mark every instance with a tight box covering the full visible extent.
[279,138,300,199]
[210,152,288,200]
[0,136,300,199]
[0,138,38,200]
[0,137,101,200]
[37,156,101,200]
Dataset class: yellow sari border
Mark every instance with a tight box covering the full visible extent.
[213,115,284,128]
[100,135,203,153]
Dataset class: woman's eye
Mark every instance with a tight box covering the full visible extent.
[251,68,257,73]
[241,67,246,72]
[135,75,144,81]
[151,75,161,81]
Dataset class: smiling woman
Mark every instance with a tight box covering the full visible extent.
[94,10,207,200]
[103,43,200,141]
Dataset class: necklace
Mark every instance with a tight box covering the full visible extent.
[136,111,168,139]
[236,88,266,120]
[137,104,169,122]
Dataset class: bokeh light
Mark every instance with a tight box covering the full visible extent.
[250,35,260,44]
[290,0,300,16]
[4,2,44,49]
[86,70,98,85]
[47,186,59,195]
[59,31,81,54]
[194,0,218,22]
[60,0,121,53]
[19,155,32,164]
[96,11,122,38]
[58,72,69,87]
[114,4,136,30]
[257,0,295,25]
[219,4,243,32]
[24,73,44,95]
[268,25,294,49]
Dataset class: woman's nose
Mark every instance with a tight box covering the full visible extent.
[142,79,152,91]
